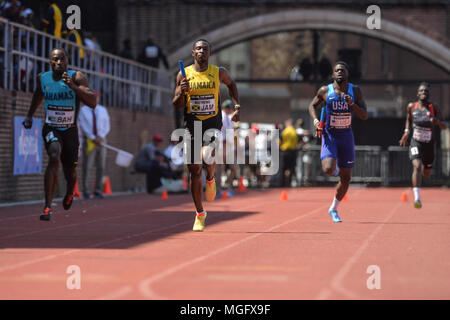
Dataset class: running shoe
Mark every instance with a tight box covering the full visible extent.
[205,178,216,202]
[328,209,342,223]
[414,200,422,209]
[63,194,74,210]
[193,211,207,232]
[40,207,52,221]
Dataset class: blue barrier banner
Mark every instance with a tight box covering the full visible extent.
[14,117,43,175]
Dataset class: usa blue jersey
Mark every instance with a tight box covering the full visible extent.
[324,83,355,133]
[321,83,356,168]
[40,70,77,131]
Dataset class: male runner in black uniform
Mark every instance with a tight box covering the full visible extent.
[399,82,447,208]
[23,48,97,220]
[173,39,240,231]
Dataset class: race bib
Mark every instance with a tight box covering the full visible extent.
[46,105,75,128]
[190,95,216,115]
[330,112,351,129]
[413,127,432,143]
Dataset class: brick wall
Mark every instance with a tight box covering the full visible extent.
[116,1,449,59]
[0,89,175,203]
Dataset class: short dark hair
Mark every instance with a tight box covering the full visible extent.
[419,82,430,89]
[334,61,349,71]
[50,47,68,58]
[193,39,211,50]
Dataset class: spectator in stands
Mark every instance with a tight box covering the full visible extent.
[78,91,111,199]
[138,37,169,107]
[138,37,169,69]
[41,1,63,38]
[0,2,5,17]
[84,32,102,51]
[2,0,22,23]
[119,39,133,60]
[135,134,175,193]
[65,28,85,64]
[20,8,34,28]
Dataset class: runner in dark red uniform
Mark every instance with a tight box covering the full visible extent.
[399,82,447,208]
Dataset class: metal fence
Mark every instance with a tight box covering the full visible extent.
[296,145,450,186]
[0,18,173,114]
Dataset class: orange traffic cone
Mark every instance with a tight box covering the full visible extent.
[238,176,247,192]
[103,176,112,195]
[401,192,407,202]
[161,189,168,200]
[222,190,228,199]
[73,180,81,198]
[182,176,188,190]
[280,190,288,201]
[343,194,348,201]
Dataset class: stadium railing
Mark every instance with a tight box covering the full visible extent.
[297,145,450,186]
[0,18,173,114]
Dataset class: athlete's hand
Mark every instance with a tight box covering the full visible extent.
[343,94,353,106]
[313,118,320,130]
[399,133,409,146]
[180,77,190,93]
[231,109,240,122]
[62,72,76,90]
[22,116,32,129]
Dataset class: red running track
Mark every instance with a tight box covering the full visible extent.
[0,187,449,300]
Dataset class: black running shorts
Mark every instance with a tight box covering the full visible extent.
[409,138,434,169]
[184,116,222,165]
[42,125,80,168]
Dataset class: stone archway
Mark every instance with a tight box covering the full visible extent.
[169,9,450,73]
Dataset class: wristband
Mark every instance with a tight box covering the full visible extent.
[314,119,319,127]
[234,104,240,110]
[404,129,410,134]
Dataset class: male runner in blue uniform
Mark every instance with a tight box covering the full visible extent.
[23,48,97,221]
[308,61,368,222]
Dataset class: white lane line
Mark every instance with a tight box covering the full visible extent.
[138,204,328,299]
[0,198,277,274]
[316,201,402,300]
[95,286,133,300]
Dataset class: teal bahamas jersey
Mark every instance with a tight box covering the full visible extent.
[40,70,77,131]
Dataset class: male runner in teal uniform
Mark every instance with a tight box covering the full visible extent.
[23,48,97,221]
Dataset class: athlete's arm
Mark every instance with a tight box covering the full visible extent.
[172,71,188,110]
[219,67,240,122]
[431,104,447,130]
[23,75,44,129]
[399,102,414,146]
[347,86,368,120]
[308,86,328,129]
[63,71,97,108]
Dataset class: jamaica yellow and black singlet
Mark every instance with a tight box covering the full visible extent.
[184,64,221,123]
